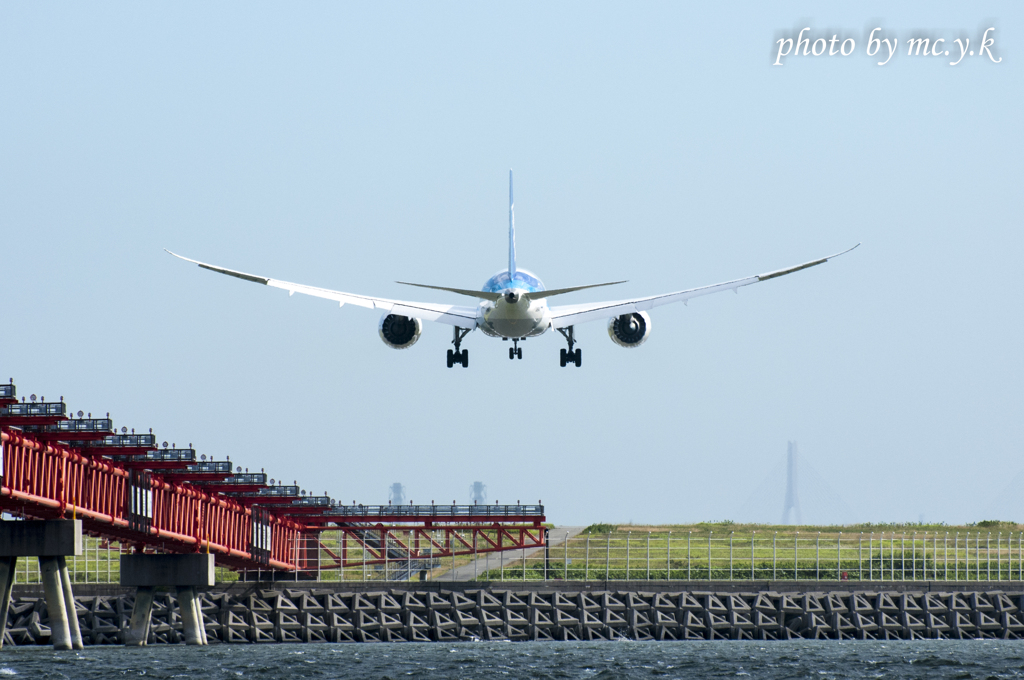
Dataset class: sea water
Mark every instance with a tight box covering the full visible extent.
[2,640,1024,679]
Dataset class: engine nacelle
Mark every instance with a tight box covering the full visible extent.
[607,311,652,348]
[378,314,422,350]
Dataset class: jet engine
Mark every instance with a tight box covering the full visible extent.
[607,311,652,348]
[378,314,422,349]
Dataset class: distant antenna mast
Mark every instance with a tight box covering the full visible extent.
[388,483,405,505]
[781,441,802,525]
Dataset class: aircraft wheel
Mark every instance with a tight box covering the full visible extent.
[461,349,469,367]
[559,349,567,367]
[509,347,515,360]
[447,350,454,368]
[517,347,523,360]
[574,349,582,367]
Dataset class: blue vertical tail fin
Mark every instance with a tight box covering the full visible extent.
[508,169,516,278]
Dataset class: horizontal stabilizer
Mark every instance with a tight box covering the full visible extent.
[527,281,627,299]
[395,283,501,301]
[395,280,627,301]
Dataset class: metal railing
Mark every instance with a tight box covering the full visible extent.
[245,485,300,497]
[1,402,67,417]
[194,473,267,486]
[184,461,232,474]
[290,496,332,507]
[75,433,155,447]
[322,504,544,518]
[53,418,113,433]
[107,448,196,463]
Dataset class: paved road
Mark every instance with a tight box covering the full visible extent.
[434,526,586,582]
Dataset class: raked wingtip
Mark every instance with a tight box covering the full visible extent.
[165,249,198,265]
[829,243,861,260]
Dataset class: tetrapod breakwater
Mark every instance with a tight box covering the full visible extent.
[7,581,1024,645]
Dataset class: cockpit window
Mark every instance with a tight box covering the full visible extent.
[481,269,545,294]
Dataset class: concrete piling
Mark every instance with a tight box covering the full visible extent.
[0,556,16,649]
[196,594,209,645]
[120,553,215,647]
[58,556,84,649]
[39,556,73,650]
[124,586,154,646]
[0,519,83,651]
[177,586,204,645]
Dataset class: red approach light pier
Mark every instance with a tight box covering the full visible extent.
[0,380,546,576]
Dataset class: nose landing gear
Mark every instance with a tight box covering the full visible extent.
[448,349,468,368]
[447,327,471,368]
[556,326,582,368]
[508,338,523,360]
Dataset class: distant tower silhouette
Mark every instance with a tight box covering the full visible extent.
[389,483,405,504]
[781,441,802,525]
[469,481,487,504]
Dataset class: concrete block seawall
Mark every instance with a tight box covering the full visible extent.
[6,582,1024,644]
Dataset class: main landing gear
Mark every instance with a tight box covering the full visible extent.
[556,326,582,368]
[508,338,523,360]
[447,327,470,368]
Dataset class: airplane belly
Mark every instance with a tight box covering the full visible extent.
[483,300,549,338]
[491,317,536,337]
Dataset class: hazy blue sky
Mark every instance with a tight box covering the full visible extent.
[2,3,1021,526]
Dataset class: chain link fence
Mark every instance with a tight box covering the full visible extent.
[478,530,1024,582]
[11,529,1024,584]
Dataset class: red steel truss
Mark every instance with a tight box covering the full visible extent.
[296,524,547,571]
[1,390,546,575]
[0,430,301,570]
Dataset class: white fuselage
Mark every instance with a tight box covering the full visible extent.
[477,293,551,339]
[475,268,551,338]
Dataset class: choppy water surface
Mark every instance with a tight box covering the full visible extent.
[3,640,1024,679]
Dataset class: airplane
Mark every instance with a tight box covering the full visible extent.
[167,171,858,369]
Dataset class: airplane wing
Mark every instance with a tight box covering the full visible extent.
[548,245,859,329]
[165,251,480,329]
